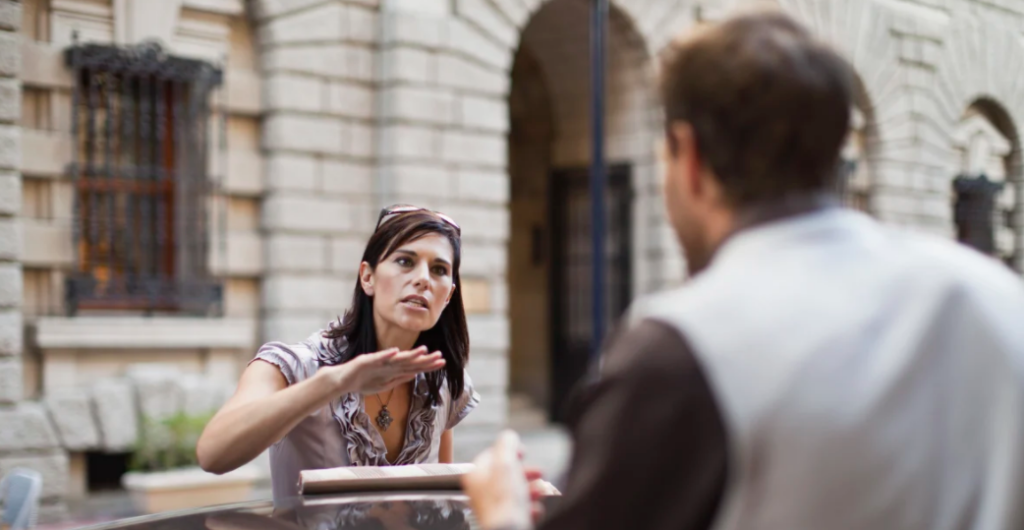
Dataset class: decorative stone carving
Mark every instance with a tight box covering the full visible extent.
[44,390,102,451]
[127,366,185,450]
[0,403,60,451]
[92,379,140,452]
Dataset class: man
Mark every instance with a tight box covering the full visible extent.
[463,8,1024,530]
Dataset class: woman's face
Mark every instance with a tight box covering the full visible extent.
[362,233,456,333]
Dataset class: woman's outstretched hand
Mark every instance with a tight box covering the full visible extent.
[327,346,446,395]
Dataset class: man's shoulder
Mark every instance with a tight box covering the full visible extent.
[888,227,1024,298]
[627,219,1024,346]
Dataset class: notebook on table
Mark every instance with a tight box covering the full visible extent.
[299,463,475,495]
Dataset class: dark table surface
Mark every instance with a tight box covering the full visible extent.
[76,492,486,530]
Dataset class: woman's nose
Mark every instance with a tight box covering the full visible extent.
[412,263,431,287]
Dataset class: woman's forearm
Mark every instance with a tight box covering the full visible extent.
[197,368,346,474]
[440,429,454,463]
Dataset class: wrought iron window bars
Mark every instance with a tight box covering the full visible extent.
[64,40,224,315]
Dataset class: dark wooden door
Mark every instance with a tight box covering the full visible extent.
[549,165,632,422]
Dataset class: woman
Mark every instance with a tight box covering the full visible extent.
[197,205,479,502]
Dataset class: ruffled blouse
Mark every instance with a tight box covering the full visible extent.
[251,329,480,502]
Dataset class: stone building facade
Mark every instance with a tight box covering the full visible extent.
[0,0,1021,518]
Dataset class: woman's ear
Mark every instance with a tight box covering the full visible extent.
[445,284,456,305]
[359,262,375,297]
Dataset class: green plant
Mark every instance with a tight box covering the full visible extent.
[129,411,214,473]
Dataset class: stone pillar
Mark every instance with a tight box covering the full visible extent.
[0,2,69,521]
[255,0,380,343]
[0,0,21,406]
[377,0,521,460]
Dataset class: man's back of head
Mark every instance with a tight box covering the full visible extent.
[658,8,858,273]
[661,8,855,205]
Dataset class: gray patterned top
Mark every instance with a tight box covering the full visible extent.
[251,328,480,502]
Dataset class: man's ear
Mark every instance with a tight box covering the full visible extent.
[359,262,374,297]
[670,122,704,199]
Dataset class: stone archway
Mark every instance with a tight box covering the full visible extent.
[504,0,659,422]
[772,0,901,217]
[950,100,1022,267]
[932,20,1024,271]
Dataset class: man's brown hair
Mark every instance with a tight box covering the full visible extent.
[659,9,856,207]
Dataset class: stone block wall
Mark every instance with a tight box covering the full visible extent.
[0,0,18,403]
[369,0,515,459]
[255,0,379,345]
[0,0,56,519]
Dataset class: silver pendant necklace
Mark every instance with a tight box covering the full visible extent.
[374,390,395,431]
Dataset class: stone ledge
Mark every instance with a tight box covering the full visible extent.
[181,0,245,17]
[122,464,261,491]
[34,317,257,350]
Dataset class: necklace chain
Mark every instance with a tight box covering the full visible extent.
[374,388,396,408]
[373,389,397,431]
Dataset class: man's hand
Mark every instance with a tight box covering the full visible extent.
[524,467,561,523]
[462,431,533,530]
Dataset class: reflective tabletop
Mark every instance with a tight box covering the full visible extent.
[79,492,481,530]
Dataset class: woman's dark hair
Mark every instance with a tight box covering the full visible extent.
[322,210,469,406]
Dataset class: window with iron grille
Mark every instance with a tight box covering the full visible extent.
[64,42,223,315]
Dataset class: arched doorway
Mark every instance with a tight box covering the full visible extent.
[950,99,1022,268]
[507,0,656,423]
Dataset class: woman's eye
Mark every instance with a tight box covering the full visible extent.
[396,257,412,266]
[432,266,449,276]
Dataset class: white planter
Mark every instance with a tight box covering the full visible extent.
[121,465,261,514]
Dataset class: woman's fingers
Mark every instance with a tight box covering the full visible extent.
[361,347,444,379]
[363,347,399,366]
[392,350,445,374]
[362,346,425,369]
[388,345,428,363]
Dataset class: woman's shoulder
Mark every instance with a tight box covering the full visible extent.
[250,327,349,385]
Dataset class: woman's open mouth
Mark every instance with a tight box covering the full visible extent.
[401,295,430,311]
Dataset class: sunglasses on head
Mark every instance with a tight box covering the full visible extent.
[375,204,461,236]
